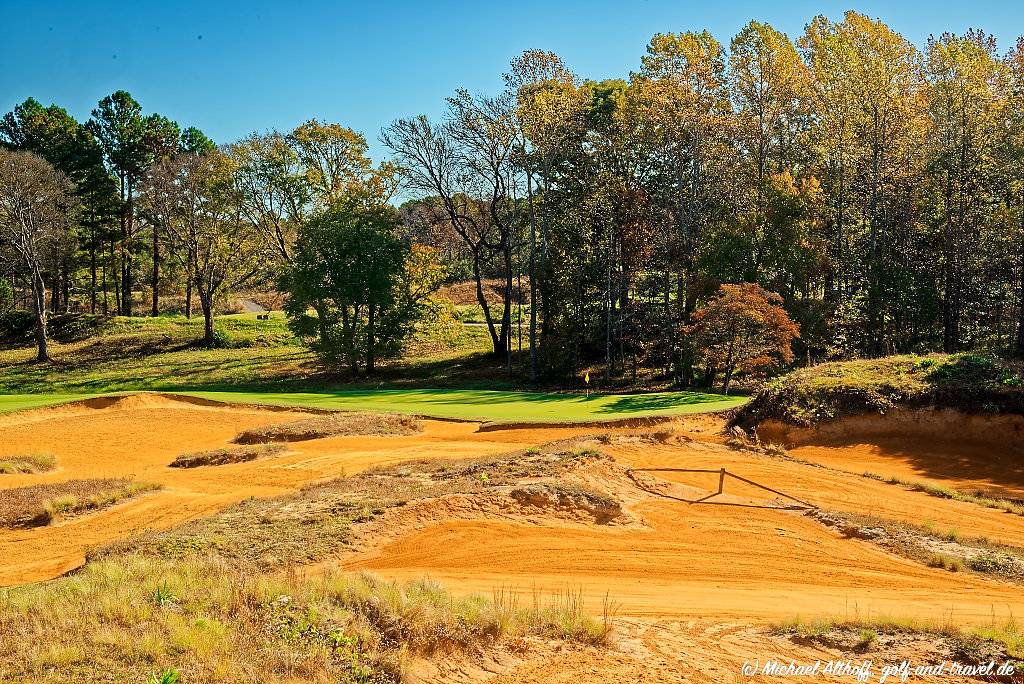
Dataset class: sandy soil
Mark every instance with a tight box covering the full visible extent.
[4,396,1023,681]
[0,394,598,585]
[759,410,1024,500]
[344,431,1024,627]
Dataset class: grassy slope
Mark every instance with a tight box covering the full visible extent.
[735,353,1024,427]
[0,312,744,421]
[0,311,503,394]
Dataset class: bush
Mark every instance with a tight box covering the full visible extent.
[0,309,35,342]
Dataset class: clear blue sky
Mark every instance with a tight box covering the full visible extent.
[3,1,1023,161]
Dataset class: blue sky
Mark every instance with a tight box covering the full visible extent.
[3,1,1023,161]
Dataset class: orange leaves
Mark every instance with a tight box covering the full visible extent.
[687,283,801,374]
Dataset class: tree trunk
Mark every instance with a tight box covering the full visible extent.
[151,223,160,317]
[525,166,538,381]
[472,257,502,356]
[89,225,97,315]
[31,268,49,362]
[122,181,134,316]
[366,303,376,374]
[721,338,736,395]
[199,290,215,346]
[185,246,195,319]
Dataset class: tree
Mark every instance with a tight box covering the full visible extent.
[155,150,265,344]
[1,98,118,314]
[283,199,444,374]
[383,88,521,364]
[0,149,74,361]
[88,91,180,317]
[686,283,800,394]
[924,31,1008,352]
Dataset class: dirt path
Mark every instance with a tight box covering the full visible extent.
[481,619,981,684]
[0,395,599,586]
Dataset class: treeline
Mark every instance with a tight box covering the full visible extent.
[388,12,1024,383]
[0,91,403,357]
[5,11,1024,386]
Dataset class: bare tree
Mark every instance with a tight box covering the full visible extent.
[0,149,74,361]
[383,90,520,362]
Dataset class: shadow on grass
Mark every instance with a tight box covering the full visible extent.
[598,391,738,414]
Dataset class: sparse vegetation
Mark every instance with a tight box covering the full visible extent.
[736,353,1024,427]
[0,479,162,528]
[169,443,286,468]
[811,509,1024,582]
[0,554,609,683]
[234,412,423,444]
[861,472,1024,516]
[6,444,621,682]
[776,615,1024,663]
[0,453,56,474]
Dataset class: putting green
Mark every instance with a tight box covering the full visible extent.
[0,394,98,415]
[189,389,745,422]
[0,389,745,423]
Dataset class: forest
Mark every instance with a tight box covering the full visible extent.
[3,10,1024,387]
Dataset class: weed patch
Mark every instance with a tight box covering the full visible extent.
[169,443,286,468]
[0,453,56,474]
[234,412,422,444]
[0,479,162,528]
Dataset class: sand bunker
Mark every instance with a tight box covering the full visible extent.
[0,394,598,585]
[5,396,1024,634]
[340,428,1024,627]
[759,409,1024,500]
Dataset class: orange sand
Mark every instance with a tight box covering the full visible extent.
[0,394,595,585]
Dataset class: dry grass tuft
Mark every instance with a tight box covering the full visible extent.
[775,614,1024,663]
[0,554,609,683]
[0,453,56,474]
[0,479,162,528]
[234,412,422,444]
[861,472,1024,516]
[169,443,286,468]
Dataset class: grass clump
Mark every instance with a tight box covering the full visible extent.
[735,353,1024,427]
[234,412,423,444]
[926,553,964,572]
[170,443,286,468]
[0,453,56,474]
[777,615,1024,666]
[856,628,879,652]
[861,472,1024,517]
[0,479,162,528]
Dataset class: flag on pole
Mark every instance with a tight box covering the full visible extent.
[584,371,590,385]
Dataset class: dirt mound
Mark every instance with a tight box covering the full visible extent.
[234,412,423,443]
[169,443,287,468]
[76,393,222,411]
[757,407,1024,450]
[509,483,622,524]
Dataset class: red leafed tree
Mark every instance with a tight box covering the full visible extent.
[687,283,800,394]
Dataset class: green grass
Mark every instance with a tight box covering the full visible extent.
[0,310,745,421]
[0,393,98,414]
[187,388,745,422]
[736,353,1024,426]
[0,388,744,423]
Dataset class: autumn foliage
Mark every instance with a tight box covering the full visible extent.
[687,284,800,394]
